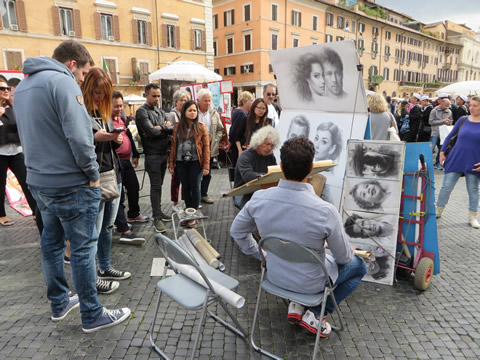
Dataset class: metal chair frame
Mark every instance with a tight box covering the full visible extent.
[149,234,247,359]
[250,237,345,360]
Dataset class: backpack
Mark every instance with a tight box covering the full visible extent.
[399,117,410,134]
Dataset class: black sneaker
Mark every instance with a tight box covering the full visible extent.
[98,268,131,280]
[159,211,172,222]
[96,279,119,295]
[64,255,70,265]
[119,232,145,245]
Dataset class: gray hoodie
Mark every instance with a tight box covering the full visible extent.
[14,56,99,188]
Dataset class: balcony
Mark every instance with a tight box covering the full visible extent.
[399,81,422,87]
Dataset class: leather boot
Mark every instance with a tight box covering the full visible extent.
[436,206,444,219]
[469,211,480,229]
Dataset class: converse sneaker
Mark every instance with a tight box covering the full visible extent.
[127,215,149,223]
[299,310,332,338]
[97,268,131,281]
[119,232,145,245]
[51,294,80,321]
[82,307,131,333]
[64,255,70,265]
[287,301,304,325]
[96,279,120,295]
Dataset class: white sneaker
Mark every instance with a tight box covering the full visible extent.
[172,204,183,213]
[299,309,332,337]
[287,301,304,324]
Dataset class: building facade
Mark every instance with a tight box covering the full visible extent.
[213,0,467,104]
[0,0,214,101]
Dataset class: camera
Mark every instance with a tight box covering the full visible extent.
[182,152,192,162]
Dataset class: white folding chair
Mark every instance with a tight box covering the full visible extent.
[149,234,247,359]
[250,237,344,360]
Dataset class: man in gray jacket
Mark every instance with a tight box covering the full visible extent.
[230,136,366,337]
[429,98,453,170]
[14,40,130,333]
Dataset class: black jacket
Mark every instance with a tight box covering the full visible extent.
[0,106,20,146]
[135,104,171,156]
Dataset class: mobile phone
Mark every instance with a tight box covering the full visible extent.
[110,127,124,133]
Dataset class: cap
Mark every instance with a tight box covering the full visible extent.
[401,100,409,105]
[420,95,429,101]
[437,93,449,99]
[459,95,468,102]
[412,93,422,100]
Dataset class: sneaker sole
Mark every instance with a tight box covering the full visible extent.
[82,309,131,333]
[97,282,120,295]
[299,320,330,337]
[98,274,131,281]
[51,302,80,321]
[161,218,172,222]
[287,313,302,325]
[119,238,145,245]
[127,218,149,223]
[153,226,167,233]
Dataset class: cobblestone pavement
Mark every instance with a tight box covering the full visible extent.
[1,167,480,359]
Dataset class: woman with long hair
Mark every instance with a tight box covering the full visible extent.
[0,79,37,226]
[436,95,480,228]
[168,100,210,214]
[81,68,130,294]
[244,98,270,147]
[368,94,398,140]
[228,91,254,165]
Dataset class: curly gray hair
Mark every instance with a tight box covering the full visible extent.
[249,125,280,150]
[196,88,212,101]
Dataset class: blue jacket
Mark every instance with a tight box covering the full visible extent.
[14,56,99,188]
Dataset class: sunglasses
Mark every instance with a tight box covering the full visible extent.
[266,92,276,96]
[0,86,11,92]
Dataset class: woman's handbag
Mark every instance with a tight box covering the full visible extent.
[444,116,466,157]
[98,132,120,202]
[387,113,401,141]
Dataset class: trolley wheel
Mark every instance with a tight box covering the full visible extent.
[414,257,434,290]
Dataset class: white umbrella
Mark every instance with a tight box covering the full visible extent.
[149,61,222,83]
[436,81,480,96]
[123,94,146,105]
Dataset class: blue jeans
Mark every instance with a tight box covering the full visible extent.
[437,172,479,212]
[311,256,366,316]
[96,183,122,271]
[29,184,103,325]
[176,161,203,209]
[430,135,441,165]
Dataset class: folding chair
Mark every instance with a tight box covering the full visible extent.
[250,237,344,360]
[149,234,247,359]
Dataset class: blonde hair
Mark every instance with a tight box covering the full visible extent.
[368,94,388,113]
[238,91,253,106]
[81,68,113,123]
[471,95,480,103]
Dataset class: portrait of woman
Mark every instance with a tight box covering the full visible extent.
[313,121,342,162]
[348,179,390,211]
[293,52,325,102]
[343,212,396,239]
[348,143,403,179]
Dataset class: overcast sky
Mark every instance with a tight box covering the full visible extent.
[375,0,480,32]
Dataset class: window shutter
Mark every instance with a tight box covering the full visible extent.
[291,10,294,25]
[162,24,168,47]
[224,12,227,27]
[94,12,101,40]
[0,10,3,29]
[299,13,302,27]
[73,9,82,38]
[6,51,22,70]
[140,62,149,84]
[175,26,180,49]
[240,65,244,74]
[251,64,254,73]
[191,29,195,50]
[6,52,15,70]
[16,0,27,32]
[231,9,234,25]
[113,15,120,41]
[224,67,227,75]
[146,21,152,46]
[232,66,236,75]
[131,57,137,77]
[132,20,138,44]
[201,30,206,51]
[51,6,61,36]
[107,59,116,83]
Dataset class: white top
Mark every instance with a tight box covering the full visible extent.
[199,109,211,134]
[267,104,279,128]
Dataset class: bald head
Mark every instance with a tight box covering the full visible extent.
[440,98,451,110]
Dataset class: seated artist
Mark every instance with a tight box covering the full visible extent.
[230,137,366,337]
[233,125,279,209]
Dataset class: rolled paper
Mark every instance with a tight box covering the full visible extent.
[189,228,221,259]
[354,249,375,261]
[186,230,220,268]
[177,234,208,266]
[173,262,245,309]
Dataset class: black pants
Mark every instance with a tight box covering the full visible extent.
[119,159,140,218]
[176,160,202,209]
[0,152,36,217]
[145,154,168,219]
[200,158,214,197]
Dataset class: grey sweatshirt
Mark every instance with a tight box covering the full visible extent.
[14,57,99,188]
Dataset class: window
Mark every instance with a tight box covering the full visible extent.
[224,9,234,26]
[351,20,356,32]
[100,14,113,40]
[132,60,149,84]
[326,13,333,26]
[240,63,254,74]
[372,26,378,35]
[396,33,401,42]
[193,29,203,50]
[244,33,251,51]
[292,10,301,27]
[59,8,73,35]
[336,36,343,41]
[326,34,333,43]
[137,20,147,44]
[226,36,234,54]
[2,0,19,30]
[271,3,278,21]
[271,33,278,50]
[167,24,176,48]
[372,42,378,58]
[213,40,217,56]
[102,57,117,84]
[224,65,236,76]
[358,39,364,55]
[292,37,299,47]
[268,64,273,73]
[385,30,391,40]
[5,50,22,70]
[358,22,365,33]
[312,15,318,31]
[383,67,389,81]
[394,69,399,81]
[385,45,390,59]
[213,14,218,29]
[337,16,344,29]
[243,4,251,22]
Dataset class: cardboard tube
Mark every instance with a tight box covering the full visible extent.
[189,229,221,259]
[177,235,208,266]
[186,231,219,268]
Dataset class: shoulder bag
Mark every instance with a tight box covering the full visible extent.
[444,116,466,157]
[98,123,120,202]
[387,112,401,141]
